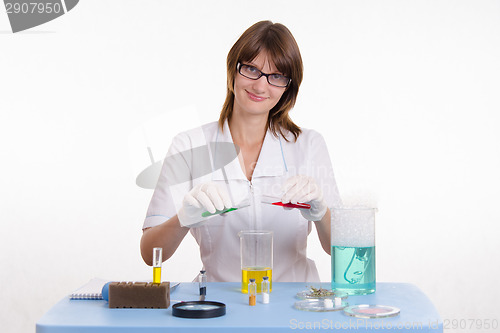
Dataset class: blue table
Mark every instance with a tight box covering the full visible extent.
[36,282,442,332]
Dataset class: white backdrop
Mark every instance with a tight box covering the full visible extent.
[1,1,499,332]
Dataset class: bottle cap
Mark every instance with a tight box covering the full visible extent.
[249,279,255,283]
[262,276,269,281]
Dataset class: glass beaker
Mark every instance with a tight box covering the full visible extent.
[331,207,376,295]
[238,230,273,293]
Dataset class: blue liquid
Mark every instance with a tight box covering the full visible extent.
[331,246,375,295]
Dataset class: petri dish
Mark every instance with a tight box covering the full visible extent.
[296,289,348,300]
[172,301,226,318]
[294,298,348,312]
[343,304,400,318]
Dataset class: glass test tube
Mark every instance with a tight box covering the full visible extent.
[248,279,257,306]
[153,247,162,284]
[199,270,207,296]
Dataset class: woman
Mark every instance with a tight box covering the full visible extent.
[140,21,341,282]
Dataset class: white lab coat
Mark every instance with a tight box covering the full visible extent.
[143,120,341,282]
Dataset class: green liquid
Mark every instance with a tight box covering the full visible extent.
[331,246,375,295]
[201,207,237,217]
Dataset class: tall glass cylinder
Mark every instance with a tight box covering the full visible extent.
[331,207,376,295]
[238,230,273,293]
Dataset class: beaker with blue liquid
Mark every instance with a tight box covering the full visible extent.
[331,207,376,295]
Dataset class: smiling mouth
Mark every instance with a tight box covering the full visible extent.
[246,90,267,102]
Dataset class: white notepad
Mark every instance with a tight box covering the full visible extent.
[70,278,108,300]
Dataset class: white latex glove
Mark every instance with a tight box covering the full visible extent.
[178,182,233,227]
[281,175,328,222]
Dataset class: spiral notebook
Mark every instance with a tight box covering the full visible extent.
[70,278,107,300]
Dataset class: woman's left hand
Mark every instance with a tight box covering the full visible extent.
[281,175,328,222]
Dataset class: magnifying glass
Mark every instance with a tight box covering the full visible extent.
[172,301,226,318]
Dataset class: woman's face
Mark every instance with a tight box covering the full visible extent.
[233,52,286,118]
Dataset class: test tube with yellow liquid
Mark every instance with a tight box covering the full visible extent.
[153,247,162,284]
[238,230,273,293]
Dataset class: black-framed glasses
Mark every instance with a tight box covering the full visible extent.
[237,63,291,88]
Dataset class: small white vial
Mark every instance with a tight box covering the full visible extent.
[334,297,342,307]
[261,276,270,304]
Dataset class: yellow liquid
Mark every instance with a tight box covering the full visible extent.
[153,266,161,284]
[241,267,272,293]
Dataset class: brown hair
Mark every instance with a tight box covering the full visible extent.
[218,21,303,142]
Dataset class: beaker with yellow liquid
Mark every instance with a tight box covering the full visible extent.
[239,230,273,293]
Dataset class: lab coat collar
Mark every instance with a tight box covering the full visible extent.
[211,120,287,180]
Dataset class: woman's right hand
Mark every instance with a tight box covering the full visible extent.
[177,182,233,227]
